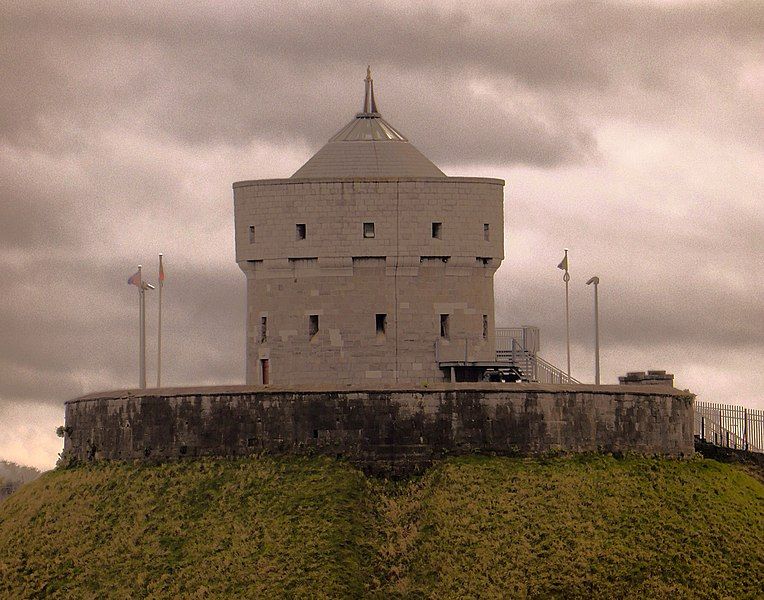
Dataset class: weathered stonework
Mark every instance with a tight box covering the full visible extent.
[64,384,694,476]
[233,177,505,386]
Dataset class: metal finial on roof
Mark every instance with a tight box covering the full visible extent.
[362,65,378,115]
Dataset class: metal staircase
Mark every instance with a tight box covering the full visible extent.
[495,327,579,385]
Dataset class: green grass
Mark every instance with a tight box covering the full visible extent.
[0,455,762,599]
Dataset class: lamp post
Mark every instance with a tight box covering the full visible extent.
[586,276,600,385]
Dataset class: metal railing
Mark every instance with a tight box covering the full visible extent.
[694,401,764,454]
[495,326,540,356]
[496,339,580,385]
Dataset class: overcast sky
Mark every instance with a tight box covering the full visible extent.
[1,0,762,469]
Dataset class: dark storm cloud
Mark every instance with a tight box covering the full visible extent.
[3,1,761,166]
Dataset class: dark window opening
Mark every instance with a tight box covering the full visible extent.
[249,225,255,243]
[309,314,319,338]
[260,316,267,343]
[313,429,319,439]
[260,359,269,385]
[296,223,306,240]
[440,314,450,339]
[432,222,443,239]
[482,314,488,339]
[376,313,387,336]
[484,223,490,241]
[363,222,375,238]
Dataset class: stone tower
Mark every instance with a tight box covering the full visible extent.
[233,70,505,385]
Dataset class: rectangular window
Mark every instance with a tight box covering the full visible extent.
[363,222,375,238]
[376,313,387,336]
[440,314,450,339]
[482,315,488,339]
[483,223,490,241]
[432,222,442,239]
[296,223,306,240]
[260,359,269,385]
[249,225,256,243]
[309,314,319,338]
[260,316,267,343]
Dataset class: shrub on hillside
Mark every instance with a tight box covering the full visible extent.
[0,461,41,501]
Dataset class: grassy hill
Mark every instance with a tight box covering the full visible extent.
[0,455,761,599]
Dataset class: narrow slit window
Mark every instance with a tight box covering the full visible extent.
[432,222,442,239]
[440,314,450,339]
[482,315,488,339]
[260,316,267,343]
[249,225,256,243]
[309,314,319,338]
[376,313,387,336]
[363,222,375,238]
[483,223,490,241]
[296,223,306,240]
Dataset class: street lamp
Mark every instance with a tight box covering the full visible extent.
[586,276,600,385]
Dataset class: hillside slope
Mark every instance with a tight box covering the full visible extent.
[0,455,761,599]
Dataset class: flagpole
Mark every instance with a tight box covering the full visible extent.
[157,253,163,388]
[587,276,600,385]
[563,249,571,381]
[138,264,146,389]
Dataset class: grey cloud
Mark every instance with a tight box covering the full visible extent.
[3,1,760,167]
[1,258,244,405]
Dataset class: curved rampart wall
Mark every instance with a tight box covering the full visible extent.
[63,384,694,476]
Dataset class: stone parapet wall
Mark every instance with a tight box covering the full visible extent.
[63,384,694,476]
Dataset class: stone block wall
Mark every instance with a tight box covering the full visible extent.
[63,384,695,476]
[233,177,505,386]
[619,370,675,386]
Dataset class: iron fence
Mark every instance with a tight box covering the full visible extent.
[694,401,764,454]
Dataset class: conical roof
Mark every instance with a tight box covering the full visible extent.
[291,68,445,179]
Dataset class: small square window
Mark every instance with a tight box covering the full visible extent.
[432,222,442,239]
[363,222,375,238]
[260,316,267,343]
[482,314,488,339]
[483,223,490,241]
[296,223,306,240]
[440,314,450,339]
[309,314,319,338]
[376,313,386,336]
[249,225,255,243]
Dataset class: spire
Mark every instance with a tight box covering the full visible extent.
[361,65,379,116]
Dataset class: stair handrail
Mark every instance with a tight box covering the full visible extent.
[500,340,581,385]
